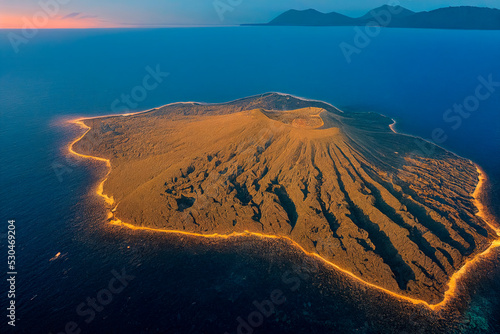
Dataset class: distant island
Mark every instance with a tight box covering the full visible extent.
[243,5,500,30]
[70,93,499,305]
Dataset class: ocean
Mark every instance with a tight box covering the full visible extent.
[0,27,499,333]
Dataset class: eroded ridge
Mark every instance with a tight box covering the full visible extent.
[70,93,498,305]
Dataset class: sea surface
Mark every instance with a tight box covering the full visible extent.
[0,27,499,333]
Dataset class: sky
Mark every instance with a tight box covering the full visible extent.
[0,0,499,29]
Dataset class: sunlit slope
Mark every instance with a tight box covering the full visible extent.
[73,93,497,303]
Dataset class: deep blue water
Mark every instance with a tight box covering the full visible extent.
[0,27,499,334]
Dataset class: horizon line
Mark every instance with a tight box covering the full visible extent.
[1,5,499,30]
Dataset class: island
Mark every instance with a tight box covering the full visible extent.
[70,93,499,305]
[243,6,500,30]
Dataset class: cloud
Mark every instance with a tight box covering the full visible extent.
[79,14,99,19]
[62,12,81,20]
[60,12,101,21]
[61,12,99,20]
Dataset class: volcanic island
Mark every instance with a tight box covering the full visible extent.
[71,93,499,305]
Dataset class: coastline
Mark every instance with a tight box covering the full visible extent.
[434,165,500,308]
[389,119,397,133]
[472,166,500,235]
[67,97,500,311]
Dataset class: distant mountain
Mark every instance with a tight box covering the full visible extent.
[244,6,500,30]
[390,6,500,30]
[358,5,415,21]
[268,8,356,26]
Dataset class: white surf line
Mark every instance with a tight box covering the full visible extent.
[389,119,397,133]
